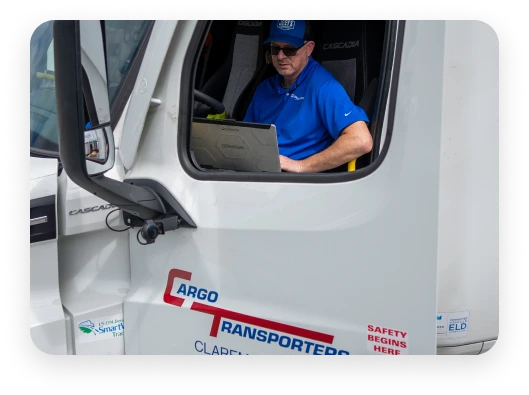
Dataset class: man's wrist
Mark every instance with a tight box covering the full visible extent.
[298,159,307,173]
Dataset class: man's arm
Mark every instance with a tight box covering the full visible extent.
[280,120,373,173]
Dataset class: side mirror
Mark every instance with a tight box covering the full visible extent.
[53,20,195,230]
[30,20,114,176]
[53,20,165,220]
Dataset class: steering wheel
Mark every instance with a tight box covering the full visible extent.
[34,72,226,116]
[194,89,225,115]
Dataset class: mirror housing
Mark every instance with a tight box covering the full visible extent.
[53,20,166,220]
[79,20,115,175]
[30,20,115,174]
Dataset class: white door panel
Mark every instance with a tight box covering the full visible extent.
[58,229,130,355]
[125,21,445,355]
[436,21,499,347]
[30,238,67,354]
[57,154,126,236]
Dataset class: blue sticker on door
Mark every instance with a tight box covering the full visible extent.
[437,311,470,339]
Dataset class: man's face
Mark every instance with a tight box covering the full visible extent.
[270,41,314,80]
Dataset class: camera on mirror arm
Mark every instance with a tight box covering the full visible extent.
[122,211,182,245]
[141,220,164,244]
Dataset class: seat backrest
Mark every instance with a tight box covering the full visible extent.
[232,51,275,121]
[315,21,385,170]
[201,20,267,118]
[316,21,385,115]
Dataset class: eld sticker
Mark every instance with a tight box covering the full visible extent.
[437,311,470,339]
[367,324,408,355]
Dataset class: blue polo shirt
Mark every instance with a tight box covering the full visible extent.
[243,57,369,160]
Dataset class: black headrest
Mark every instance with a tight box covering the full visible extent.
[234,20,266,36]
[317,21,364,62]
[315,21,386,105]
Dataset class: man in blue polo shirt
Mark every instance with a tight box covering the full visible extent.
[244,20,373,173]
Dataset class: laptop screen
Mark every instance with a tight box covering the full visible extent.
[190,118,281,173]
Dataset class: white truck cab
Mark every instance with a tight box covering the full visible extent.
[30,20,498,355]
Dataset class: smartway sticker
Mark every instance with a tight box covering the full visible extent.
[77,313,124,344]
[436,311,470,339]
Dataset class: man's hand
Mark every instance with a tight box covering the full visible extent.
[280,155,304,173]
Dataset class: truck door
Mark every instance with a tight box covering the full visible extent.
[121,21,444,355]
[51,20,444,355]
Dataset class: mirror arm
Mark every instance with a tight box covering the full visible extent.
[54,20,166,220]
[91,175,166,218]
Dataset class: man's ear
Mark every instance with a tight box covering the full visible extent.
[306,41,315,57]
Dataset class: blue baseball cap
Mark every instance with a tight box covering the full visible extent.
[264,20,307,47]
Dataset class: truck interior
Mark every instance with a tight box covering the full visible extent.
[31,20,396,174]
[192,20,390,171]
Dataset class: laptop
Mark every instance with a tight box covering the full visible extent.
[190,118,281,172]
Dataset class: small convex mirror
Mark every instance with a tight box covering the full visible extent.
[84,126,112,163]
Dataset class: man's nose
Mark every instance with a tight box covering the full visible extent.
[276,49,286,60]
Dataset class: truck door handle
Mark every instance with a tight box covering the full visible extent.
[30,216,48,226]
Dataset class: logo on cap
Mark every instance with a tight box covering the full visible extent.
[277,20,295,30]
